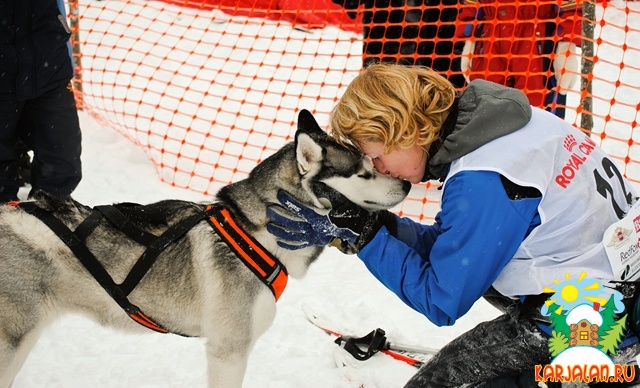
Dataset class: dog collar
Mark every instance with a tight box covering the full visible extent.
[205,204,288,301]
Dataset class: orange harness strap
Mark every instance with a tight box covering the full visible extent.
[205,204,288,301]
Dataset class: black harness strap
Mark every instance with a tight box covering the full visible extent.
[118,212,206,296]
[17,201,289,335]
[94,205,158,246]
[73,210,103,242]
[18,202,206,335]
[20,203,124,303]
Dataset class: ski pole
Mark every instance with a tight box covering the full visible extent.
[334,328,439,361]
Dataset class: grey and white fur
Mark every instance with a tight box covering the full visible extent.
[0,109,410,387]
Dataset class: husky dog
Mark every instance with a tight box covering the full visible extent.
[0,109,410,388]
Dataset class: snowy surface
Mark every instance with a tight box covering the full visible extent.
[11,111,501,387]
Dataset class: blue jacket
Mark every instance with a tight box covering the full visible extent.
[0,0,73,99]
[359,170,541,326]
[358,80,545,326]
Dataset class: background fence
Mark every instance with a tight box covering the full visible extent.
[67,0,640,221]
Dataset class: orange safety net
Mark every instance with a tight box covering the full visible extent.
[67,0,640,222]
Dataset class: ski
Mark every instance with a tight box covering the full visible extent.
[302,304,437,369]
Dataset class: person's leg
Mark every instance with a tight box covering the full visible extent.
[14,139,32,187]
[0,96,25,201]
[404,308,550,388]
[553,93,567,120]
[20,82,82,198]
[543,89,567,119]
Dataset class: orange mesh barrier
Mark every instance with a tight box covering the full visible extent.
[68,0,640,222]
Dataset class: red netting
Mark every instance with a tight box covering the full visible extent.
[68,0,640,221]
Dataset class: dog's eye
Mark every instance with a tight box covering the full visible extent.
[358,171,374,179]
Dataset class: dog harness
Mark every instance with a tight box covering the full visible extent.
[13,201,288,335]
[205,205,288,301]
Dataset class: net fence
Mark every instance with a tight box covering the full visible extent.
[67,0,640,221]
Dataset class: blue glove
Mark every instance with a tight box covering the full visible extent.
[266,190,369,250]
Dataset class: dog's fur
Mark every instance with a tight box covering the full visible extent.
[0,110,410,387]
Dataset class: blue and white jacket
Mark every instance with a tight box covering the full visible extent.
[359,80,637,327]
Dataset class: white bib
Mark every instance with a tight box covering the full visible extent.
[444,108,637,296]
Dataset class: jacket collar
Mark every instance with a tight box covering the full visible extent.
[422,97,459,182]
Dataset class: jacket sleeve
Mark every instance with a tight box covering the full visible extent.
[389,212,441,259]
[556,1,583,46]
[456,0,480,39]
[357,170,541,326]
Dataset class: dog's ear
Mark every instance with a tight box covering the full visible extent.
[295,131,323,176]
[295,110,326,176]
[296,109,326,138]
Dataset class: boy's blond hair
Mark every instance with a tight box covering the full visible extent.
[330,64,456,154]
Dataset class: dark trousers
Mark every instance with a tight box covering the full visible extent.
[545,90,567,119]
[405,286,640,388]
[0,82,82,201]
[404,305,550,388]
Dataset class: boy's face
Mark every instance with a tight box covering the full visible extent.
[358,140,426,184]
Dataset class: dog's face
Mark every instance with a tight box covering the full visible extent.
[294,109,411,212]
